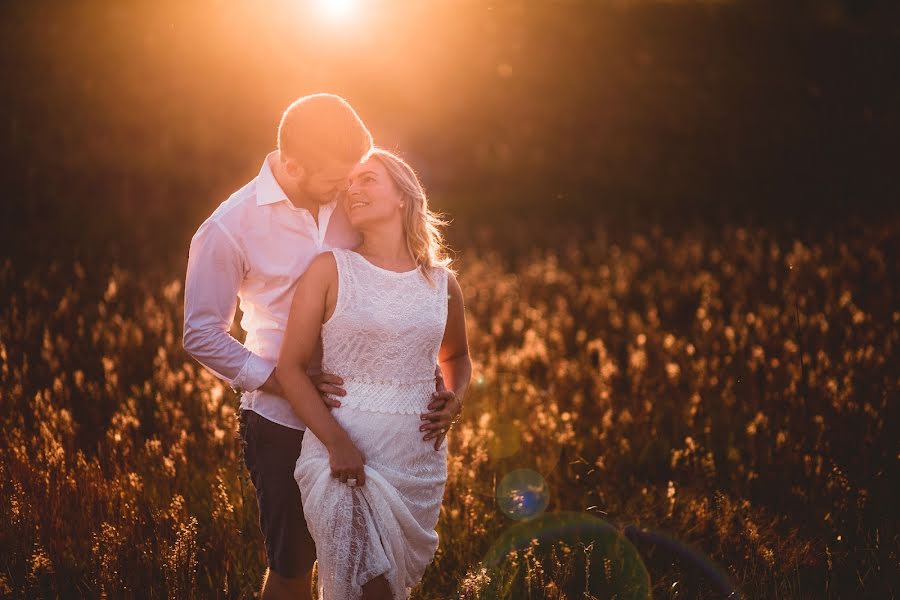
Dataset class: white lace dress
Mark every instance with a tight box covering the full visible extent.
[294,247,450,600]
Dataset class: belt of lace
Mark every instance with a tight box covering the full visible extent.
[334,377,435,414]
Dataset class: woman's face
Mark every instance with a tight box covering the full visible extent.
[345,156,403,229]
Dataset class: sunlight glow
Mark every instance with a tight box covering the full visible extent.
[316,0,357,23]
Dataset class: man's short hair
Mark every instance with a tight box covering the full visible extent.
[277,94,373,171]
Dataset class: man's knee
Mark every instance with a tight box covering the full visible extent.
[361,574,392,600]
[263,567,313,599]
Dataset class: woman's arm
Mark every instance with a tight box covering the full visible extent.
[421,271,472,450]
[275,253,367,485]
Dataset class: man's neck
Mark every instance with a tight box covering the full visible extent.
[268,153,320,217]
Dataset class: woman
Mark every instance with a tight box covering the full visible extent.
[274,148,471,599]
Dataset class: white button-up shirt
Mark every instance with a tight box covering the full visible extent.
[183,152,360,430]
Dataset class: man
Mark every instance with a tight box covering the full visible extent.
[183,94,369,600]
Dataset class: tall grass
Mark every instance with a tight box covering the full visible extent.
[1,219,897,598]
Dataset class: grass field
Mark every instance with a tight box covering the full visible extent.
[2,0,900,596]
[1,213,897,599]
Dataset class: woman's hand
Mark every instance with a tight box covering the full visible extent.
[326,434,367,486]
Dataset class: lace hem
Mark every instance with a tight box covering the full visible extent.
[335,378,435,414]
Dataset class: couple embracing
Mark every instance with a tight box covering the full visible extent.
[183,93,472,599]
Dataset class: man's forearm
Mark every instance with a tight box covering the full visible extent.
[182,326,274,393]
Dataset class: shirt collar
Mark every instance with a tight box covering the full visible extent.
[256,151,290,207]
[255,152,340,217]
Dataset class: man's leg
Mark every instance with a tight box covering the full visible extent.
[240,409,317,600]
[261,567,312,600]
[361,574,392,600]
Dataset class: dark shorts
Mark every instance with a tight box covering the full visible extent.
[239,409,316,578]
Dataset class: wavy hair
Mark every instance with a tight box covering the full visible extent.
[366,148,453,285]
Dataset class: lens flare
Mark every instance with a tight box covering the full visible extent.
[488,422,521,460]
[624,526,741,598]
[473,512,652,599]
[466,392,565,501]
[496,468,549,520]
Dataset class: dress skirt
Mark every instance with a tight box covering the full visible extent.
[294,406,448,600]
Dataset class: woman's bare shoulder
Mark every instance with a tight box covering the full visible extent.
[443,268,463,298]
[302,251,339,285]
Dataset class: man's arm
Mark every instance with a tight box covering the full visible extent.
[182,220,274,394]
[182,219,346,402]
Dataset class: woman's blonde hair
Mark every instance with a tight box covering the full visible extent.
[367,148,453,284]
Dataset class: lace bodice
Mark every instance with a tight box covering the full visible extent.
[321,248,449,414]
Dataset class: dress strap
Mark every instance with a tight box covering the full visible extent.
[327,248,355,325]
[436,266,450,321]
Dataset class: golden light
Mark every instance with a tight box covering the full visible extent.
[316,0,358,23]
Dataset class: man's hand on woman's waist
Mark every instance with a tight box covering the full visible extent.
[258,368,347,408]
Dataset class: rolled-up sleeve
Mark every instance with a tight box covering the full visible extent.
[183,220,275,392]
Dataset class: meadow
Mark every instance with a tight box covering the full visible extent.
[1,212,897,599]
[2,0,900,596]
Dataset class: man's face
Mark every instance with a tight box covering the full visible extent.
[297,158,358,205]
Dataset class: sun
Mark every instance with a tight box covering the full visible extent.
[316,0,358,23]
